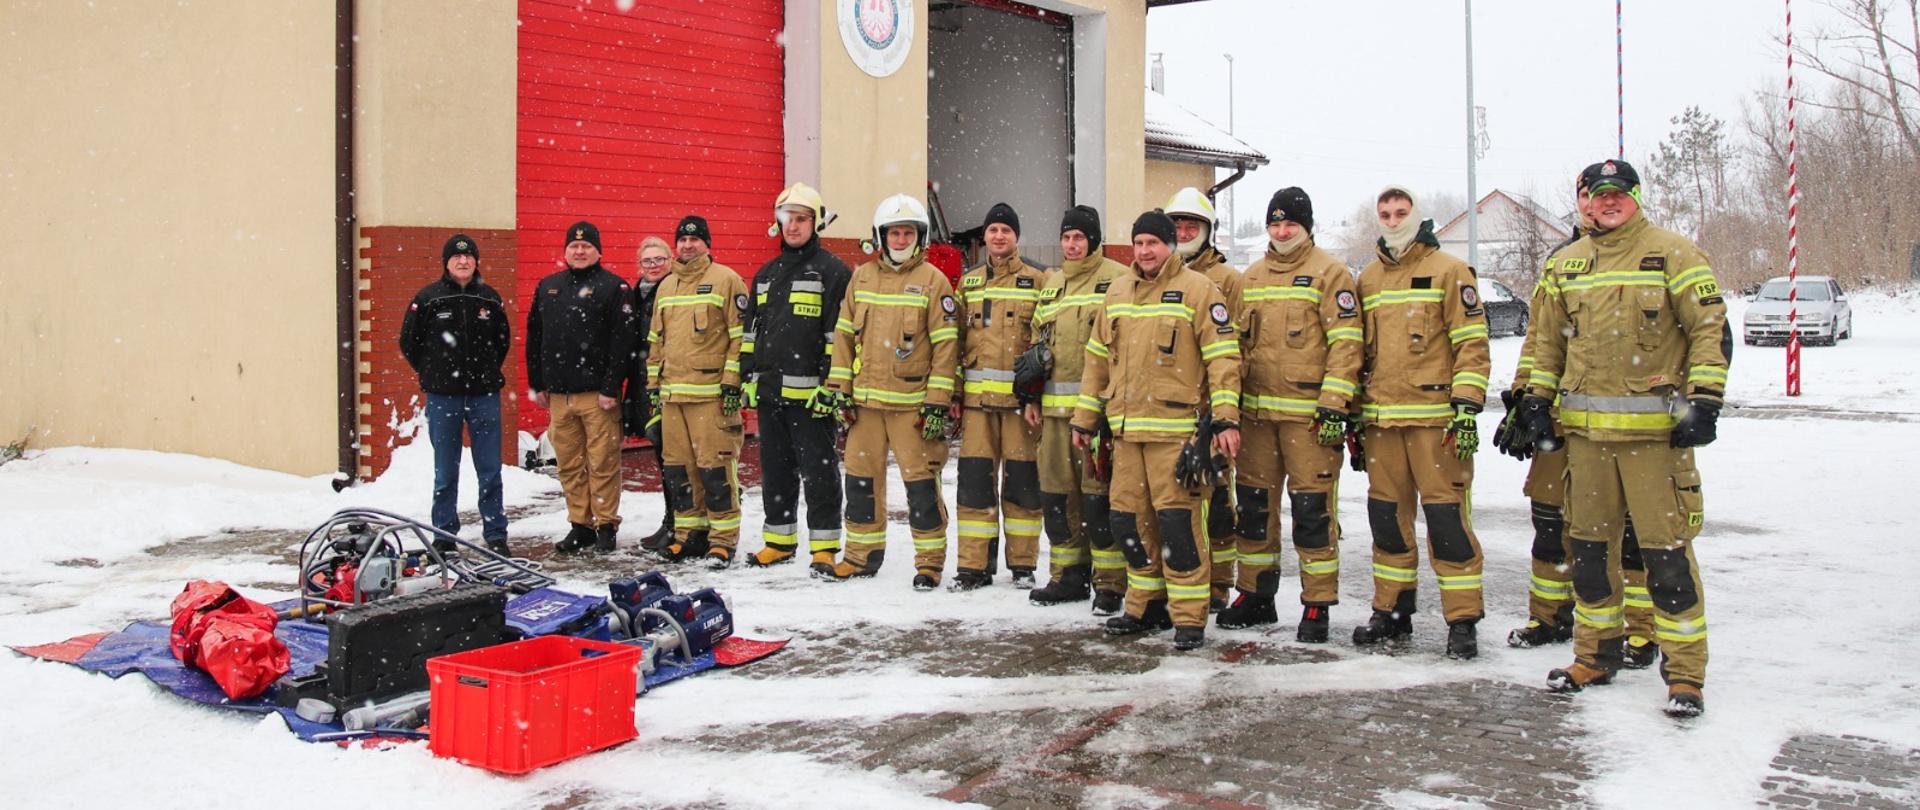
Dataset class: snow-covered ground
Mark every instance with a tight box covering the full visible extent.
[2,292,1917,808]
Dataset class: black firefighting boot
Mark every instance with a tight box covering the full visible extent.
[1508,618,1573,648]
[1172,625,1206,651]
[912,572,940,592]
[659,530,709,562]
[1009,567,1037,590]
[1664,684,1705,717]
[1547,662,1617,693]
[1104,600,1173,636]
[1296,605,1331,643]
[1208,584,1230,614]
[484,537,512,557]
[820,550,884,581]
[1622,636,1661,670]
[1445,620,1480,660]
[1091,590,1124,616]
[1215,593,1278,630]
[638,514,673,554]
[554,523,596,555]
[1353,591,1416,646]
[593,523,619,554]
[949,569,993,592]
[1029,565,1092,606]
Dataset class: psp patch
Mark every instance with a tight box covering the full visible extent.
[1694,280,1721,299]
[1210,303,1231,325]
[734,293,749,311]
[1040,287,1060,300]
[1461,286,1480,308]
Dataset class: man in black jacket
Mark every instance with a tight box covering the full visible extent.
[527,221,637,554]
[399,233,512,556]
[740,183,852,575]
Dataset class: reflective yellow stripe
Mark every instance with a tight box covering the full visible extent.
[1321,377,1357,397]
[1326,327,1363,344]
[1085,339,1110,358]
[1051,547,1090,564]
[1654,614,1707,643]
[1688,366,1728,385]
[913,536,948,550]
[828,367,854,382]
[929,327,959,344]
[809,538,842,552]
[780,386,815,400]
[969,287,1042,302]
[1091,549,1127,570]
[1238,552,1280,567]
[1558,271,1666,292]
[1201,340,1237,360]
[1300,558,1340,576]
[1667,265,1716,294]
[1363,289,1444,308]
[1449,324,1490,344]
[1559,409,1676,431]
[1166,582,1212,601]
[674,515,710,529]
[1210,390,1239,409]
[709,516,742,531]
[1243,286,1323,303]
[1623,588,1654,609]
[1114,416,1196,433]
[789,291,823,306]
[1244,395,1317,415]
[1575,604,1624,628]
[847,530,887,544]
[1437,574,1483,591]
[740,340,757,353]
[835,317,856,335]
[724,360,741,375]
[964,379,1014,395]
[1106,302,1195,319]
[958,521,999,538]
[645,331,661,344]
[854,291,928,308]
[1211,547,1238,564]
[854,386,927,405]
[1361,403,1455,420]
[1004,518,1042,535]
[1371,563,1417,583]
[1127,573,1167,592]
[763,529,798,544]
[1452,372,1489,390]
[663,383,722,397]
[927,376,955,391]
[1516,356,1535,370]
[1530,576,1573,600]
[1530,369,1561,388]
[1075,395,1105,413]
[1041,393,1078,409]
[660,293,725,308]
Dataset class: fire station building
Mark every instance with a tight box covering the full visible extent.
[2,0,1262,479]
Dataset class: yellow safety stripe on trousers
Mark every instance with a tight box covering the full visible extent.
[1212,547,1238,564]
[763,528,798,544]
[663,383,722,397]
[1237,552,1280,567]
[1688,366,1729,385]
[1166,582,1212,601]
[835,317,856,335]
[1363,289,1444,308]
[1555,271,1667,294]
[1127,573,1167,592]
[1244,395,1318,415]
[1449,324,1490,344]
[958,521,999,538]
[1654,614,1707,643]
[1530,575,1573,600]
[1201,339,1238,361]
[929,327,959,344]
[1667,265,1716,294]
[1361,403,1455,420]
[1326,326,1363,344]
[927,376,955,392]
[1243,286,1324,304]
[847,530,887,545]
[1437,573,1483,591]
[1300,558,1340,576]
[1452,371,1489,390]
[1092,549,1127,570]
[709,516,742,531]
[1051,546,1091,564]
[674,515,710,529]
[1085,338,1110,358]
[853,290,929,308]
[1623,585,1654,610]
[1210,389,1239,409]
[854,386,927,406]
[1575,604,1624,629]
[1113,415,1197,433]
[913,535,948,550]
[1075,395,1105,414]
[1004,518,1042,535]
[1321,377,1358,397]
[1371,563,1417,583]
[1107,302,1196,319]
[809,537,842,553]
[659,293,725,309]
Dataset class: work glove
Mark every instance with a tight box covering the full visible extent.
[805,386,838,419]
[720,384,743,417]
[1013,342,1053,406]
[1345,411,1367,472]
[741,377,760,409]
[1444,402,1481,460]
[1313,407,1347,447]
[1670,400,1721,448]
[1509,395,1561,454]
[1174,429,1229,489]
[648,388,662,413]
[1493,388,1526,460]
[919,403,949,441]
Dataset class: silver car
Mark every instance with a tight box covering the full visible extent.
[1742,275,1853,346]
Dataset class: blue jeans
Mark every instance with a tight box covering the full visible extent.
[426,392,506,540]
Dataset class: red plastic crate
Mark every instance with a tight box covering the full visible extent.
[426,635,642,774]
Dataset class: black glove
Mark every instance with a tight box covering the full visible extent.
[1013,342,1053,406]
[1313,408,1346,447]
[1493,388,1524,459]
[1510,395,1560,454]
[1345,413,1367,471]
[1670,400,1721,448]
[644,411,663,448]
[1174,429,1226,489]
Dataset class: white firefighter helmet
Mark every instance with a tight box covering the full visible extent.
[1164,187,1217,226]
[871,193,931,249]
[775,182,826,221]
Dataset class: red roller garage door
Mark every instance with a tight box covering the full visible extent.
[517,0,784,434]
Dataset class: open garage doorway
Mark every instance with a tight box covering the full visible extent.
[927,1,1073,267]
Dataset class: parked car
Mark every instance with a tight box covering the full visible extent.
[1482,278,1530,337]
[1742,275,1853,346]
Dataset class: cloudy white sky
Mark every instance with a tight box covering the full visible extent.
[1145,0,1846,231]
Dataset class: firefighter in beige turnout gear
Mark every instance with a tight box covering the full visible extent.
[1073,210,1242,652]
[1513,159,1727,718]
[1353,186,1493,660]
[1164,187,1244,610]
[1215,187,1360,643]
[1027,205,1132,613]
[646,215,748,568]
[815,194,960,589]
[952,202,1047,591]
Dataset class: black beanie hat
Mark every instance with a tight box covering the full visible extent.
[675,214,712,246]
[1131,210,1177,247]
[564,221,602,251]
[1266,187,1314,233]
[1579,158,1641,195]
[443,233,479,265]
[984,202,1021,236]
[1060,205,1102,242]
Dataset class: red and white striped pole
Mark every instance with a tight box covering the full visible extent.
[1783,0,1804,395]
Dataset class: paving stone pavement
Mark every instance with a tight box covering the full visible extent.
[1759,734,1920,809]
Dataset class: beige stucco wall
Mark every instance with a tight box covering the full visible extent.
[1145,159,1216,216]
[812,1,930,241]
[355,0,516,230]
[1081,0,1147,242]
[0,2,338,474]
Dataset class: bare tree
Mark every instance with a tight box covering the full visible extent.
[1789,0,1920,167]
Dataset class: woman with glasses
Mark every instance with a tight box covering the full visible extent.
[622,236,677,550]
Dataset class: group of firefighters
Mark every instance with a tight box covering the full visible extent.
[411,157,1726,719]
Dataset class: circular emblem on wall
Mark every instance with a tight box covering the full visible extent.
[837,0,915,78]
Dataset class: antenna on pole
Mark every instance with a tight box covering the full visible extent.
[1465,0,1479,269]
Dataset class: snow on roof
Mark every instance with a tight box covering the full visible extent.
[1145,89,1269,169]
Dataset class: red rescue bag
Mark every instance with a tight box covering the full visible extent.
[167,580,290,699]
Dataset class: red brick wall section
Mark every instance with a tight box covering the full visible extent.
[357,226,520,481]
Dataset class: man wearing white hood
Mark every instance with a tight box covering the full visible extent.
[1351,186,1493,660]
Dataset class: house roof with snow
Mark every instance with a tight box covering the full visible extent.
[1145,89,1269,170]
[1434,190,1571,243]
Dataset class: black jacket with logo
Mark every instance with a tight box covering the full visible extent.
[740,236,852,401]
[399,274,510,395]
[525,263,635,397]
[619,277,663,436]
